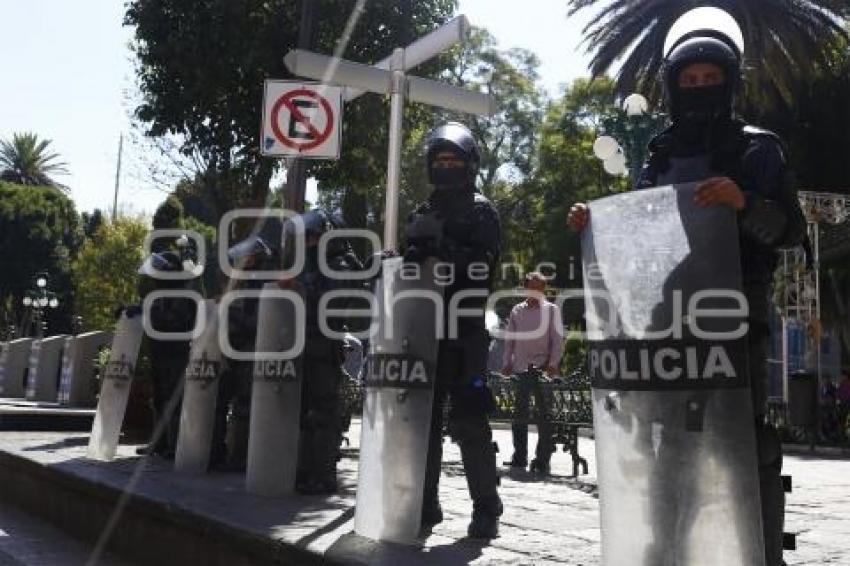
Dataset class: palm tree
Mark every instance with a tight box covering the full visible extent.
[0,132,69,188]
[568,0,850,108]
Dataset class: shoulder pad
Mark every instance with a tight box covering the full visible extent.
[740,124,787,157]
[742,124,781,143]
[473,193,491,206]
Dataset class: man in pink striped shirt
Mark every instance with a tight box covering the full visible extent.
[501,272,564,474]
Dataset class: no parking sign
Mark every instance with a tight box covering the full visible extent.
[261,81,342,159]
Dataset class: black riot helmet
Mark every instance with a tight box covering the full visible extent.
[227,235,272,270]
[282,209,333,246]
[662,7,744,125]
[425,122,480,189]
[138,251,183,276]
[137,251,190,291]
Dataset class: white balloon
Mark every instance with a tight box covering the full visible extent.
[664,7,745,58]
[623,93,648,116]
[593,136,619,160]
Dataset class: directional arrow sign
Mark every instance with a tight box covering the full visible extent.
[282,16,496,250]
[344,15,469,101]
[284,49,495,116]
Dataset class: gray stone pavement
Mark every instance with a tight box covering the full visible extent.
[0,423,847,565]
[0,499,135,566]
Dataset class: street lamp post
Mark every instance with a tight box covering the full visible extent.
[21,272,59,338]
[593,93,668,187]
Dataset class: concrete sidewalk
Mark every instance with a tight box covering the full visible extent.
[0,423,846,565]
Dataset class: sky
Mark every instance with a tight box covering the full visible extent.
[0,0,595,216]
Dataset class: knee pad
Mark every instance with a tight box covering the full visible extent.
[448,416,492,446]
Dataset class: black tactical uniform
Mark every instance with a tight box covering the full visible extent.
[405,122,503,539]
[290,210,364,495]
[136,251,197,459]
[210,236,272,470]
[636,31,806,566]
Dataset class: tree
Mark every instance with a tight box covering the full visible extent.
[742,34,850,194]
[0,182,82,334]
[0,132,69,189]
[442,28,546,195]
[72,218,149,332]
[317,25,547,247]
[568,0,850,109]
[126,0,457,216]
[81,209,106,239]
[503,78,625,290]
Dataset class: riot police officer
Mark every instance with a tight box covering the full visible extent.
[136,251,198,458]
[405,122,503,539]
[568,12,806,564]
[210,236,273,470]
[282,209,364,494]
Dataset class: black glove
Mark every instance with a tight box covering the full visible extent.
[403,243,437,264]
[124,305,143,319]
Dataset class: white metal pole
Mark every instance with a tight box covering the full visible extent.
[112,133,123,222]
[384,48,406,250]
[782,314,789,404]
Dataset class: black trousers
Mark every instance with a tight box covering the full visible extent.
[510,369,554,464]
[212,359,252,463]
[298,351,344,483]
[148,343,189,453]
[747,285,785,566]
[423,334,502,516]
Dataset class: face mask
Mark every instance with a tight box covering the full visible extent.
[430,166,467,189]
[674,84,731,124]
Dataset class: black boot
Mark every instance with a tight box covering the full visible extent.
[503,454,527,468]
[421,499,444,527]
[468,507,500,539]
[529,457,550,476]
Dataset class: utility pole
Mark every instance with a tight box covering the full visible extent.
[112,133,123,222]
[284,0,316,213]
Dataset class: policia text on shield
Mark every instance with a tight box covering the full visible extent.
[569,7,806,566]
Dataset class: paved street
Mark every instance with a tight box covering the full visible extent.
[0,424,847,565]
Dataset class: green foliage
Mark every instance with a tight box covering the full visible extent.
[501,78,626,289]
[72,218,148,332]
[81,209,105,239]
[0,132,69,189]
[568,0,850,110]
[561,324,589,378]
[441,28,546,194]
[0,182,82,334]
[126,0,457,211]
[152,195,184,229]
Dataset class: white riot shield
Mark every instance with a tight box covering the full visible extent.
[0,338,33,398]
[175,301,222,474]
[582,184,764,565]
[58,331,112,406]
[25,335,67,402]
[86,313,145,461]
[246,283,304,497]
[354,257,443,544]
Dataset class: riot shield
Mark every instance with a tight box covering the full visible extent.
[245,283,303,497]
[25,335,66,402]
[58,331,112,406]
[354,257,443,544]
[582,184,764,566]
[86,313,145,461]
[0,338,33,398]
[175,300,222,474]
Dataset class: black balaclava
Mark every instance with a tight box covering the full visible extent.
[664,35,741,152]
[425,122,480,193]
